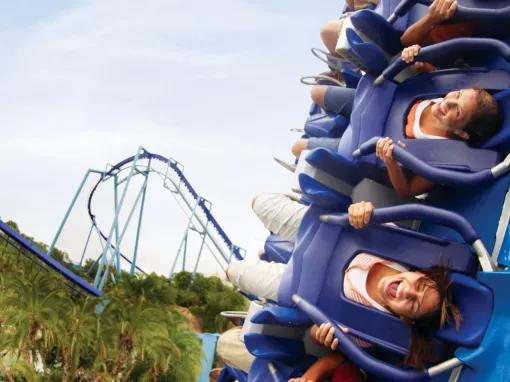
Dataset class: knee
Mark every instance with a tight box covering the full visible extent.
[320,20,341,40]
[310,85,327,106]
[291,139,308,158]
[320,20,343,52]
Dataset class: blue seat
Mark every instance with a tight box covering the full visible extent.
[305,36,510,142]
[351,42,510,165]
[303,70,357,140]
[304,110,350,139]
[343,0,510,72]
[297,39,510,256]
[217,365,247,382]
[261,234,293,264]
[299,39,510,200]
[246,205,495,382]
[302,0,424,139]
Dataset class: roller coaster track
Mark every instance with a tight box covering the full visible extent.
[0,148,243,295]
[87,150,243,263]
[0,219,101,296]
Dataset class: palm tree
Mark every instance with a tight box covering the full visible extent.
[163,324,202,382]
[98,283,177,380]
[0,221,247,381]
[57,297,100,381]
[0,264,67,376]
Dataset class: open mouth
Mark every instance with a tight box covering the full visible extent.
[386,280,401,299]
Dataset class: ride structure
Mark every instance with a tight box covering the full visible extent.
[46,146,244,291]
[0,219,102,296]
[0,146,244,295]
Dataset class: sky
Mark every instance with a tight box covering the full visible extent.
[0,0,341,277]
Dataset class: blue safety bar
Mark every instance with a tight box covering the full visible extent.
[293,294,431,382]
[352,137,499,187]
[0,219,101,296]
[388,0,510,24]
[375,38,510,85]
[320,203,479,244]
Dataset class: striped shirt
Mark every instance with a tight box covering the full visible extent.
[343,253,409,346]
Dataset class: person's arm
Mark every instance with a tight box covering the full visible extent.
[400,0,457,46]
[376,138,434,198]
[288,353,348,382]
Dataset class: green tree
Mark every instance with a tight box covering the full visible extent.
[0,220,245,381]
[57,298,99,381]
[0,263,67,376]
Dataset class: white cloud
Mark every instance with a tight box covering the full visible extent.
[0,0,338,277]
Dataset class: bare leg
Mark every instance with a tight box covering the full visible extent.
[292,138,309,158]
[310,85,328,109]
[320,20,344,55]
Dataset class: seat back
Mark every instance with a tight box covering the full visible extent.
[277,206,490,356]
[376,0,429,32]
[437,272,493,347]
[421,173,510,263]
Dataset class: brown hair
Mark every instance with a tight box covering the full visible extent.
[402,265,462,369]
[463,88,501,143]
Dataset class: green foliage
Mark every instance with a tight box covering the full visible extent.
[172,272,247,332]
[5,220,20,232]
[0,220,246,381]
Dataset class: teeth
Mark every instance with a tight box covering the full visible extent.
[396,282,402,299]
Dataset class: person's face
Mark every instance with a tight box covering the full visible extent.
[431,89,479,139]
[377,271,440,320]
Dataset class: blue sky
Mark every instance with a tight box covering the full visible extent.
[0,0,341,276]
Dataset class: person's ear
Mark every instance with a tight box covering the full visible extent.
[451,128,470,141]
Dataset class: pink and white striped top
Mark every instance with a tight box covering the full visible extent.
[342,253,409,346]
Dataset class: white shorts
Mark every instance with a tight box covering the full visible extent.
[227,259,287,301]
[216,327,255,372]
[251,192,308,243]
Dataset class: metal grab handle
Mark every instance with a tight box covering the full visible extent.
[311,47,346,71]
[311,47,335,65]
[300,75,344,87]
